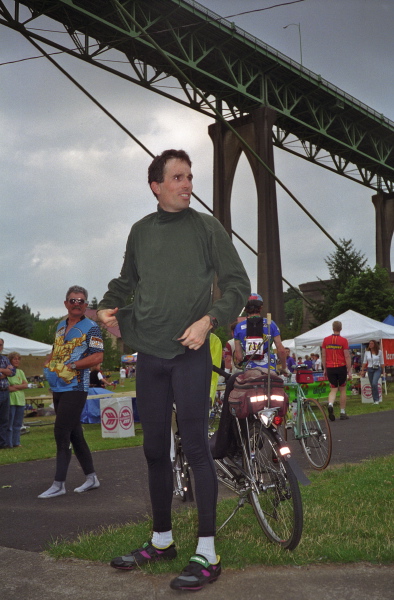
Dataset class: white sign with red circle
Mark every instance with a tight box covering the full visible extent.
[100,397,135,437]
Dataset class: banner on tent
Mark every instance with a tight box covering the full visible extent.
[381,339,394,366]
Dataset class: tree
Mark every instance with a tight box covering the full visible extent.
[0,293,37,338]
[332,265,394,321]
[311,239,368,324]
[282,287,303,338]
[89,297,98,309]
[100,327,122,371]
[31,318,59,345]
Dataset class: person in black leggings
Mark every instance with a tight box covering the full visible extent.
[38,285,104,498]
[137,342,217,538]
[97,149,250,591]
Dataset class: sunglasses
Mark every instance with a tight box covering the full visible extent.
[68,298,87,305]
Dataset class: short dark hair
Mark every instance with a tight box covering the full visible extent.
[245,302,262,316]
[148,149,192,195]
[66,285,88,301]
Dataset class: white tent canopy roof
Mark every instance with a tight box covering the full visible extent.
[0,331,52,356]
[294,310,394,348]
[281,339,320,357]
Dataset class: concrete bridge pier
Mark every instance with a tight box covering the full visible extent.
[372,191,394,271]
[208,107,285,324]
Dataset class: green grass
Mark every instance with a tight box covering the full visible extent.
[46,454,394,568]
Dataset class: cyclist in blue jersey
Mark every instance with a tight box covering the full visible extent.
[234,293,288,374]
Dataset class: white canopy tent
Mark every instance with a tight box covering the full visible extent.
[294,310,394,348]
[0,331,52,356]
[281,338,320,358]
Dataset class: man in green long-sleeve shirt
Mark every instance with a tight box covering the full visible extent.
[98,149,250,591]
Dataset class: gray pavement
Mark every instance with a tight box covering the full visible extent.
[1,410,393,599]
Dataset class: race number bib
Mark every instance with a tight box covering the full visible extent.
[245,337,264,357]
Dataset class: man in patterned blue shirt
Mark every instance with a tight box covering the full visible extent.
[0,339,15,449]
[38,286,104,498]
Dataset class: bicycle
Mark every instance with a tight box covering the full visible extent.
[284,371,332,470]
[208,382,225,431]
[171,406,194,503]
[211,366,306,550]
[170,363,308,549]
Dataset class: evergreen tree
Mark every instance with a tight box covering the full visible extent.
[0,293,37,337]
[311,239,368,325]
[332,265,394,321]
[89,297,98,309]
[100,326,122,371]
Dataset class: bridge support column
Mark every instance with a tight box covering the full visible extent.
[372,192,394,271]
[208,107,284,323]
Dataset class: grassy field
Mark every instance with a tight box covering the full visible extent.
[46,454,394,568]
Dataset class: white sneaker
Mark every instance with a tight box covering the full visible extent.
[38,482,66,498]
[74,474,100,493]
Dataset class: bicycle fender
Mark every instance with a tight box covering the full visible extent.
[285,456,311,486]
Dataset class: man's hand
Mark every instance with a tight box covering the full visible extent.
[97,308,119,327]
[178,316,211,350]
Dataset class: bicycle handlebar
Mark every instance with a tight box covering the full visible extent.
[212,365,231,381]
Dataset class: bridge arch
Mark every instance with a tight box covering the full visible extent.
[209,107,285,323]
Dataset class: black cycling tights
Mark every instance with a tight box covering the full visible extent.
[136,341,217,538]
[53,391,94,482]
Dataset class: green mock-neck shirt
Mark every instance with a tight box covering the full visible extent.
[98,206,250,359]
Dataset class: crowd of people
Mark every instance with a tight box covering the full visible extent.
[0,147,388,593]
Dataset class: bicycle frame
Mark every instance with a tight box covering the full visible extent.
[285,379,332,470]
[291,382,309,440]
[214,407,305,533]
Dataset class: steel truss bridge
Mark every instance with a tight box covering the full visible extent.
[2,0,394,193]
[2,0,394,321]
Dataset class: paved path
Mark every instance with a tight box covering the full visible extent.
[0,410,393,599]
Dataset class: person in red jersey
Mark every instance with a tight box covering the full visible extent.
[321,320,352,421]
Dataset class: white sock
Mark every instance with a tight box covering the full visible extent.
[340,408,345,414]
[196,536,217,564]
[152,530,174,549]
[328,403,333,407]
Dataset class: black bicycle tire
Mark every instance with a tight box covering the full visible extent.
[173,437,194,502]
[300,398,332,470]
[243,421,303,550]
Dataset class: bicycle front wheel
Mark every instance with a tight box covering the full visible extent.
[300,398,332,470]
[244,421,303,550]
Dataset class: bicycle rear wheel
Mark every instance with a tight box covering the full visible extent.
[173,435,194,502]
[300,398,332,470]
[244,421,303,550]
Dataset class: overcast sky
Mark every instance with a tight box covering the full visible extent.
[1,0,393,319]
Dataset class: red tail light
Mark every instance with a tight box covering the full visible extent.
[273,416,283,426]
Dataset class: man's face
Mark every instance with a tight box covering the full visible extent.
[285,349,290,356]
[150,158,193,213]
[0,340,3,354]
[64,293,88,319]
